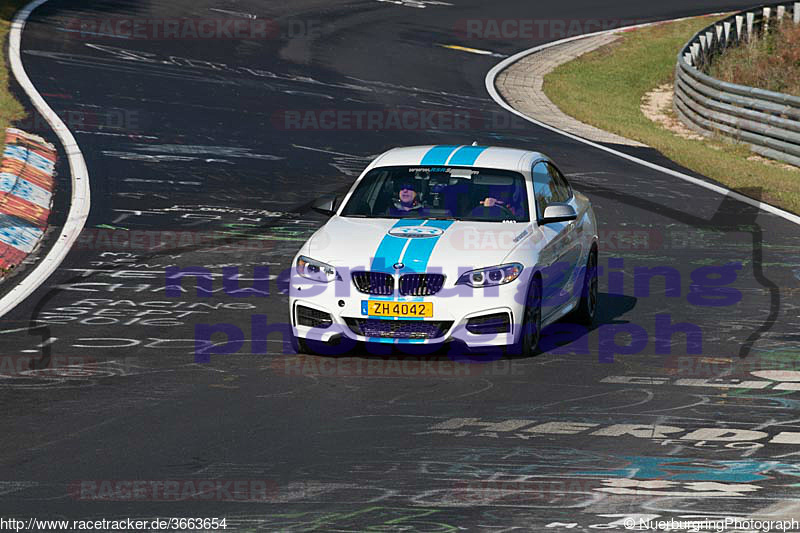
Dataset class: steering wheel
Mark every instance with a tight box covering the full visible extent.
[472,204,516,220]
[496,204,516,219]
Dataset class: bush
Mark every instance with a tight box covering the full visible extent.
[710,20,800,96]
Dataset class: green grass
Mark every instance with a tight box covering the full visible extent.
[0,2,28,134]
[543,15,800,215]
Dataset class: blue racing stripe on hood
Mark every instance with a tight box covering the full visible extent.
[420,145,460,166]
[397,220,454,326]
[448,145,487,166]
[370,219,421,274]
[400,220,454,274]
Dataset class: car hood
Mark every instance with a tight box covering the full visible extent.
[307,216,541,274]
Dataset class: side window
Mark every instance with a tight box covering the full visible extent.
[341,170,388,216]
[532,162,556,219]
[547,163,572,203]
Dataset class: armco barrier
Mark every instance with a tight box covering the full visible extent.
[0,128,56,274]
[674,2,800,166]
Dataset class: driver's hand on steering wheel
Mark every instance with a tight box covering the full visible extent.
[481,197,502,207]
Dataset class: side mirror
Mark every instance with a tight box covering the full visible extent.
[541,203,578,224]
[312,196,338,217]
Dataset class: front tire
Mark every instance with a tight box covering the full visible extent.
[292,333,353,357]
[573,245,598,326]
[512,276,542,357]
[290,334,310,354]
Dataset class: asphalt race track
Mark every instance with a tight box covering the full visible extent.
[2,0,800,530]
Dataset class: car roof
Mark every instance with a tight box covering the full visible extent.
[369,145,548,173]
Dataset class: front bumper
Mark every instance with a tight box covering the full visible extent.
[289,273,529,348]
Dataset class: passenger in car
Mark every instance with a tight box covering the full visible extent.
[473,185,520,218]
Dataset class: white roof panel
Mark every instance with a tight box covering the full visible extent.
[372,145,546,173]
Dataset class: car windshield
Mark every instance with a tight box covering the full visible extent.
[340,166,530,222]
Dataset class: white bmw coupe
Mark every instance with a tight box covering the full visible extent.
[289,145,598,356]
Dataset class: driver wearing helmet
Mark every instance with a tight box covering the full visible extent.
[389,180,424,215]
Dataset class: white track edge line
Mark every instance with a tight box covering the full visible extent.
[485,14,800,227]
[0,0,90,319]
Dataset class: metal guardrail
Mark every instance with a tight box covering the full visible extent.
[674,3,800,166]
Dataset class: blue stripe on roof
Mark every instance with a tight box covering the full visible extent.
[420,145,460,166]
[447,145,488,166]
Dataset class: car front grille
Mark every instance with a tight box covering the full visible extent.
[399,274,446,296]
[352,271,394,295]
[345,318,453,339]
[353,272,446,296]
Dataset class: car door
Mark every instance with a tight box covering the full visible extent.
[532,161,573,317]
[548,162,583,302]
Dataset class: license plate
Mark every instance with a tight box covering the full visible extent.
[362,301,433,318]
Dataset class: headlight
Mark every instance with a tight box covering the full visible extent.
[456,263,523,288]
[296,255,340,283]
